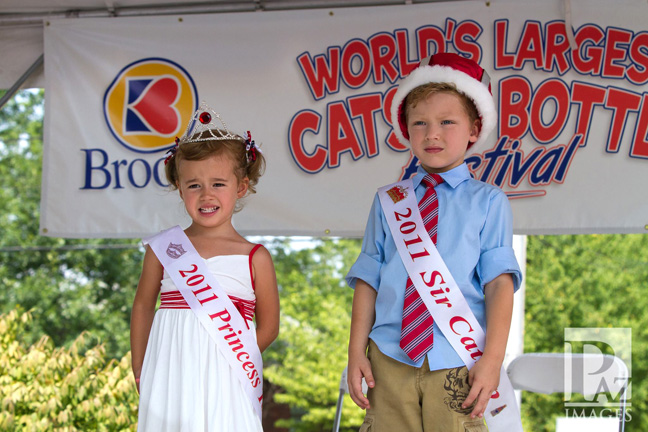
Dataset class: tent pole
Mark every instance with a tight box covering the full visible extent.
[507,234,527,408]
[0,53,43,110]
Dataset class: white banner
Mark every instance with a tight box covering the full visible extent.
[41,0,648,238]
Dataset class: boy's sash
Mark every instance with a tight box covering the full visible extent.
[144,226,263,420]
[378,180,522,431]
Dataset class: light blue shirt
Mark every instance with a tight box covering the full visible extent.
[346,163,522,371]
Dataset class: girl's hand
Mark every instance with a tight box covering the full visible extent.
[462,354,501,418]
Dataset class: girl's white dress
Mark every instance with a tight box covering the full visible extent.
[137,252,263,432]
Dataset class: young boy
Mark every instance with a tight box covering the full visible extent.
[346,53,522,432]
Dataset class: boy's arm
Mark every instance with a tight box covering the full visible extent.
[462,273,514,418]
[347,279,377,410]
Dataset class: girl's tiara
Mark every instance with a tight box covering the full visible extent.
[179,101,243,144]
[165,101,261,165]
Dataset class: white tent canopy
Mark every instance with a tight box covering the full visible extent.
[0,0,462,93]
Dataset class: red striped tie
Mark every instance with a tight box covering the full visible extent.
[400,173,443,362]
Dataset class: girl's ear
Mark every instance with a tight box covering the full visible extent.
[238,177,249,198]
[177,182,184,200]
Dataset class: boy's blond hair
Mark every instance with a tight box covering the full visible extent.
[402,82,480,128]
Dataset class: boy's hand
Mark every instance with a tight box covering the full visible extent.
[347,280,377,409]
[462,354,501,418]
[347,352,375,409]
[464,273,514,417]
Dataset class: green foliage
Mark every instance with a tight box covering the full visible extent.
[263,238,365,431]
[0,309,138,431]
[0,90,142,358]
[523,234,648,431]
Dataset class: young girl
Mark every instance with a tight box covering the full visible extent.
[130,103,280,431]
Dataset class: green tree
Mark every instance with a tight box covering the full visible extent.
[263,237,365,431]
[0,90,142,358]
[522,234,648,431]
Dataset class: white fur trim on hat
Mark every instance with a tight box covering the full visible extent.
[390,64,497,153]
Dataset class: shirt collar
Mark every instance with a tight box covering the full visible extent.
[412,163,471,189]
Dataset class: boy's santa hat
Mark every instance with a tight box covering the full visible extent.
[390,52,497,153]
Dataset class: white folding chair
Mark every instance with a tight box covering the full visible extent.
[506,353,628,432]
[332,366,368,432]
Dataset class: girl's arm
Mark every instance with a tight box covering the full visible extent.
[251,246,279,353]
[347,279,377,410]
[130,246,163,392]
[462,273,514,418]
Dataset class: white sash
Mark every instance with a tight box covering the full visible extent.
[378,179,522,431]
[144,226,263,420]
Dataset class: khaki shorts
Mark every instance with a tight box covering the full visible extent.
[359,340,488,432]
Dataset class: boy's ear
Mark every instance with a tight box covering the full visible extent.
[238,177,249,198]
[469,119,480,143]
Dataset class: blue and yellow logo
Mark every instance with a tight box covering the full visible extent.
[103,58,198,153]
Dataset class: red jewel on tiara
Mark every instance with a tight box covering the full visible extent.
[199,112,212,124]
